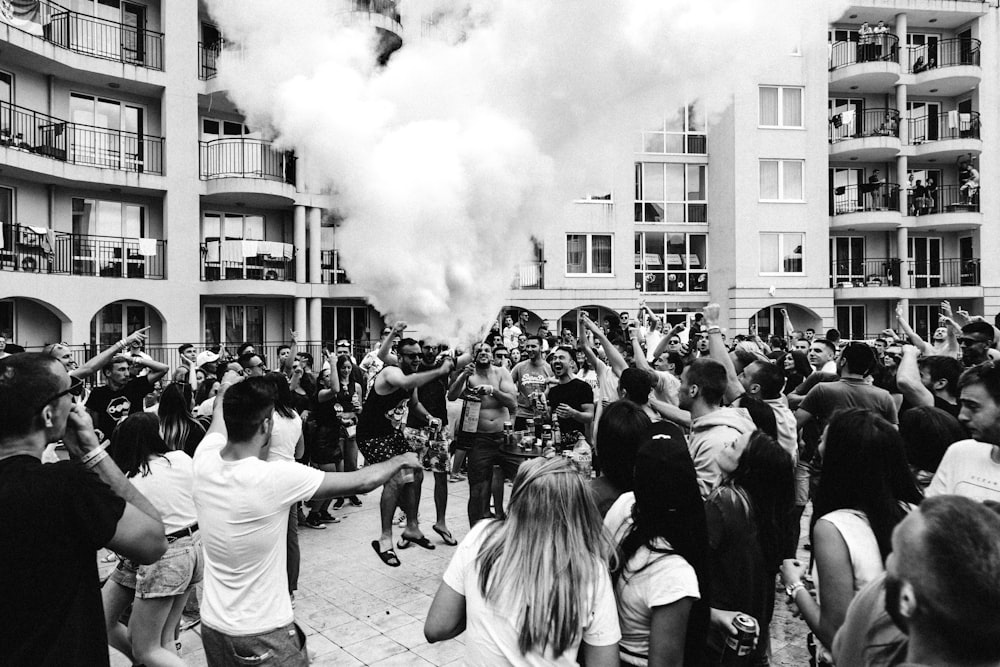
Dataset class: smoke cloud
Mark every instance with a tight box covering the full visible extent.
[206,0,843,341]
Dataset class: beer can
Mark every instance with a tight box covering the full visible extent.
[428,417,442,433]
[526,418,535,434]
[503,421,513,435]
[723,613,758,660]
[541,424,552,443]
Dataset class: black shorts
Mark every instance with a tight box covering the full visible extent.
[357,431,409,465]
[466,433,522,485]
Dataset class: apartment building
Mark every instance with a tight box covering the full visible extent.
[1,0,996,361]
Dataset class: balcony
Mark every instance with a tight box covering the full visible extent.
[321,249,351,284]
[829,34,899,93]
[906,38,982,97]
[830,257,979,290]
[0,223,165,278]
[8,1,163,70]
[830,257,902,288]
[511,261,544,289]
[908,111,981,162]
[829,107,900,160]
[904,184,980,231]
[829,183,901,230]
[199,41,222,80]
[199,138,296,183]
[1,100,163,175]
[200,241,295,281]
[908,258,980,288]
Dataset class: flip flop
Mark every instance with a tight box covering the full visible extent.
[433,525,458,546]
[397,535,436,550]
[371,540,401,567]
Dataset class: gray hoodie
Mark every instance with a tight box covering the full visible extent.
[688,407,756,498]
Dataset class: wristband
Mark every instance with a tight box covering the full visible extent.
[80,443,108,466]
[84,450,109,470]
[785,581,806,599]
[706,326,722,335]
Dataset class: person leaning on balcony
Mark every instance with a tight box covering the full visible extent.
[43,327,151,381]
[960,163,979,205]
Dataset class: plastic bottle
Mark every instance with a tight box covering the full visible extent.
[572,434,592,479]
[551,416,562,450]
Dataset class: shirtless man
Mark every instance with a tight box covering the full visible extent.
[447,342,518,525]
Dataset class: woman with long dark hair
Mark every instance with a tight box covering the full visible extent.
[102,413,201,667]
[425,457,621,665]
[303,362,344,528]
[158,383,205,456]
[331,354,363,509]
[606,436,709,666]
[590,400,651,516]
[898,405,967,489]
[781,351,812,395]
[780,408,923,661]
[704,431,794,664]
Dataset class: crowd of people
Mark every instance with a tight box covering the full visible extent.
[3,296,1000,666]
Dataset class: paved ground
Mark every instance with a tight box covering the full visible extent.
[105,477,811,666]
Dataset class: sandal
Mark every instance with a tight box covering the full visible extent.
[371,540,401,567]
[433,525,458,546]
[397,534,436,550]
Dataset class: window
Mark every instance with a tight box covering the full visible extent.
[830,236,866,284]
[73,198,145,237]
[908,304,940,341]
[760,233,804,274]
[204,305,264,348]
[634,232,707,293]
[638,104,707,154]
[908,237,942,288]
[760,160,804,201]
[0,186,14,254]
[566,234,612,275]
[201,212,264,240]
[759,86,803,128]
[322,305,370,345]
[634,163,707,223]
[836,305,866,340]
[69,93,145,170]
[91,303,148,349]
[0,300,12,340]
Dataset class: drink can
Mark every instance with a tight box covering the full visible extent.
[503,421,513,435]
[723,613,758,660]
[428,417,442,433]
[541,424,552,443]
[526,418,535,434]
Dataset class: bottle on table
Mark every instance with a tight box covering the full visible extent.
[572,434,592,479]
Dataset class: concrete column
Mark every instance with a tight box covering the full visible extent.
[897,154,908,215]
[294,297,307,340]
[308,207,322,284]
[309,297,323,349]
[897,227,909,288]
[895,83,908,148]
[294,205,306,283]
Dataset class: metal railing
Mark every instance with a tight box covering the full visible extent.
[829,33,899,70]
[830,183,900,215]
[908,258,980,287]
[829,107,899,142]
[343,0,401,22]
[0,223,165,278]
[28,0,164,70]
[200,242,295,281]
[321,249,351,284]
[0,100,163,174]
[830,258,902,287]
[908,110,981,144]
[199,138,296,184]
[905,184,979,215]
[198,41,222,80]
[908,37,981,72]
[511,261,544,289]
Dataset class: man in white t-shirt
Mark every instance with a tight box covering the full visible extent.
[194,374,419,666]
[926,361,1000,501]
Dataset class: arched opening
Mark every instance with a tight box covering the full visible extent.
[498,307,545,338]
[557,305,625,339]
[0,296,69,350]
[749,303,822,339]
[90,300,165,353]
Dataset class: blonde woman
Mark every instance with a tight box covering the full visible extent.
[425,457,621,666]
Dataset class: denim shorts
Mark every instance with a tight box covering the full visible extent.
[110,557,139,589]
[202,622,307,667]
[135,532,203,599]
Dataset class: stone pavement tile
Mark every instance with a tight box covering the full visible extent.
[178,628,204,655]
[305,631,342,658]
[322,618,382,648]
[304,605,356,632]
[374,583,432,607]
[308,646,365,666]
[382,618,430,649]
[394,596,433,621]
[362,606,419,633]
[369,650,435,666]
[335,594,397,620]
[409,638,467,664]
[341,634,408,663]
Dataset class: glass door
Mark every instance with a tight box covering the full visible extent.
[831,236,864,284]
[121,2,145,64]
[908,101,940,143]
[909,237,941,287]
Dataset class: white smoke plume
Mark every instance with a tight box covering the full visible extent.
[206,0,843,341]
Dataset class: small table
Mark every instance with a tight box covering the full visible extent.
[499,431,546,459]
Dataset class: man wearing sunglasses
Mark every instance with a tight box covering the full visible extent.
[86,352,169,442]
[0,353,167,666]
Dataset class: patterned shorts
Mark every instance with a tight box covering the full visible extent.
[357,431,410,465]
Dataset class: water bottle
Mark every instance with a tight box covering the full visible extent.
[572,434,592,479]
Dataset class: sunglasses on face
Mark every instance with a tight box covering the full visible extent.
[37,378,85,411]
[960,337,989,346]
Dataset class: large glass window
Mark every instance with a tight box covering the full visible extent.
[201,212,265,240]
[566,234,613,275]
[836,305,866,341]
[634,232,707,293]
[760,160,804,201]
[760,233,804,274]
[759,86,803,128]
[321,305,371,346]
[831,236,866,284]
[90,303,148,349]
[72,198,145,237]
[204,305,264,348]
[638,104,707,154]
[909,303,939,340]
[634,163,707,223]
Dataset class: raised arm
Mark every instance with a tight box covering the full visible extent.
[582,313,627,376]
[896,303,933,355]
[379,358,455,393]
[703,304,744,404]
[71,327,149,379]
[377,320,406,366]
[134,354,170,384]
[895,344,934,408]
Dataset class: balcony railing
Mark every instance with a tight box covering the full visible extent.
[199,41,222,80]
[829,108,899,142]
[321,249,351,284]
[830,257,980,288]
[0,223,165,278]
[511,261,544,289]
[18,1,165,70]
[905,184,979,215]
[0,100,163,174]
[830,257,902,287]
[907,37,981,72]
[830,183,900,215]
[200,241,295,281]
[829,33,899,70]
[908,111,981,144]
[199,138,296,184]
[342,0,401,22]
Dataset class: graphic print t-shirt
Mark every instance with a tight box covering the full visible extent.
[86,378,154,439]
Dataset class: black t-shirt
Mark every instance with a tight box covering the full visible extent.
[0,456,125,666]
[407,361,449,427]
[548,378,594,435]
[86,377,154,438]
[899,393,961,419]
